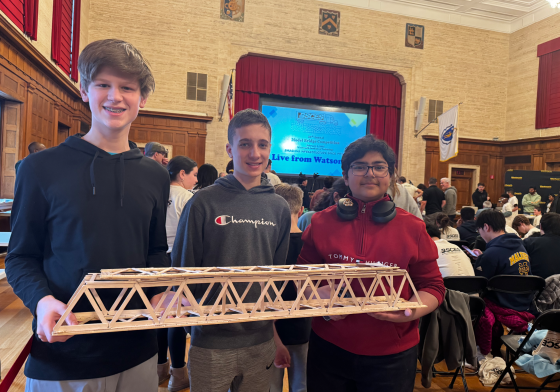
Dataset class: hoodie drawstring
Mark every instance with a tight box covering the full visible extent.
[119,154,125,207]
[89,151,125,207]
[90,151,99,195]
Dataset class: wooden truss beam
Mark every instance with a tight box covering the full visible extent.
[53,264,425,336]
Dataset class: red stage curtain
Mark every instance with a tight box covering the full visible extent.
[51,0,62,64]
[235,55,402,155]
[235,91,259,113]
[369,106,400,154]
[536,50,560,129]
[70,0,81,81]
[23,0,38,40]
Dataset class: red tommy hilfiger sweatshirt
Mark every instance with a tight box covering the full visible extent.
[298,195,445,356]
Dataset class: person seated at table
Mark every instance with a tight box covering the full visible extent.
[457,207,478,246]
[434,213,459,241]
[469,210,533,358]
[475,200,493,218]
[426,223,474,278]
[533,206,543,228]
[512,215,540,239]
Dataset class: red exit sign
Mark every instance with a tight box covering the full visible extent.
[455,170,464,175]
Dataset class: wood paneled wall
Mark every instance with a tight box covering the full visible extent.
[0,17,211,197]
[130,110,210,166]
[423,135,560,202]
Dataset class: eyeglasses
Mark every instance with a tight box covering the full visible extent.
[349,164,390,178]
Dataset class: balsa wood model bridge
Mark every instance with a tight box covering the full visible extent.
[52,264,425,336]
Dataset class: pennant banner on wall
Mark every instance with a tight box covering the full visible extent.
[438,105,459,162]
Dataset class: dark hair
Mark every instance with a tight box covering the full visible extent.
[526,231,541,238]
[549,194,555,200]
[426,223,441,239]
[507,189,514,194]
[540,212,560,236]
[28,141,44,154]
[267,159,272,168]
[167,156,197,181]
[460,207,475,221]
[323,176,334,189]
[398,176,406,183]
[512,215,530,230]
[193,164,218,190]
[298,173,307,185]
[226,160,234,174]
[314,178,348,212]
[500,193,509,198]
[478,183,485,187]
[341,134,396,177]
[475,210,506,232]
[227,109,271,144]
[435,212,452,231]
[529,186,537,190]
[534,205,543,213]
[417,183,427,191]
[428,177,437,185]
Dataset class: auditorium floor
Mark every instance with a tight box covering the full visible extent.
[0,272,556,392]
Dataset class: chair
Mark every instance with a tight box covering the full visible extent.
[450,240,471,249]
[487,275,546,303]
[489,310,560,392]
[444,276,488,295]
[448,296,487,391]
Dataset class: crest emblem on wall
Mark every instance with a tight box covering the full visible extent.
[405,23,424,49]
[220,0,245,22]
[319,9,340,37]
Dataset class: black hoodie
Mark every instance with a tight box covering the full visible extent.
[6,135,170,380]
[457,220,478,245]
[474,233,532,311]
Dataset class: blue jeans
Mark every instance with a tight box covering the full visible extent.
[270,342,308,392]
[307,331,417,392]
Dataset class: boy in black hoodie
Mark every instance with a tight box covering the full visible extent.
[172,109,291,392]
[457,207,478,245]
[470,210,534,356]
[6,40,171,391]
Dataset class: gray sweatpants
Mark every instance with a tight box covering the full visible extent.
[25,354,158,392]
[187,338,276,392]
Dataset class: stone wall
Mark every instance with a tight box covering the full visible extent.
[506,12,560,140]
[87,0,511,185]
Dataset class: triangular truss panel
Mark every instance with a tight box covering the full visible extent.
[53,264,425,336]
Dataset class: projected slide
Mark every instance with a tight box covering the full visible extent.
[262,104,368,176]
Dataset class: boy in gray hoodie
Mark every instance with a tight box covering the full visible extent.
[172,108,291,392]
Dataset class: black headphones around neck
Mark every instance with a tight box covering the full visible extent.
[336,195,396,224]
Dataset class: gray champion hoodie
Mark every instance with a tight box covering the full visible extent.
[171,174,291,349]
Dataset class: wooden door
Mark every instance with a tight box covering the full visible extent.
[451,169,474,208]
[58,123,70,144]
[0,101,21,198]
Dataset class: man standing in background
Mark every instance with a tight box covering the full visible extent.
[398,176,418,198]
[421,177,446,220]
[522,186,541,215]
[15,141,46,175]
[440,178,457,221]
[472,183,489,210]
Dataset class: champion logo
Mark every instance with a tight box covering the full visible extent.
[214,215,277,229]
